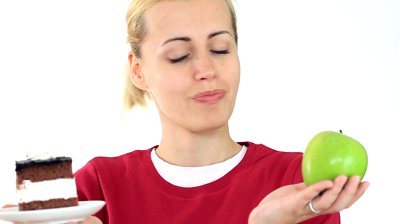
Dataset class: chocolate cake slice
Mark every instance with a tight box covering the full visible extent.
[16,156,78,211]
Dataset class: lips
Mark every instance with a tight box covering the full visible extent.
[193,90,225,103]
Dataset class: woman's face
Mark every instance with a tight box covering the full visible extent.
[138,0,240,133]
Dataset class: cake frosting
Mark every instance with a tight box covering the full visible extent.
[26,152,61,161]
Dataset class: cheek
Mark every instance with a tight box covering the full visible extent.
[225,59,240,89]
[146,69,191,105]
[159,81,186,99]
[158,72,191,93]
[144,62,184,91]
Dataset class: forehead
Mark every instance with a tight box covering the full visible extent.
[143,0,232,42]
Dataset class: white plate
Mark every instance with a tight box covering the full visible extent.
[0,201,105,224]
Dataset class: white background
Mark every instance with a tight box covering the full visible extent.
[0,0,399,223]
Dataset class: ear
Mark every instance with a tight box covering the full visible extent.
[128,52,148,90]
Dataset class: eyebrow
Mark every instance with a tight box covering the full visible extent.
[161,30,232,46]
[208,30,231,39]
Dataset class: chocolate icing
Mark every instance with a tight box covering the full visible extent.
[15,157,72,172]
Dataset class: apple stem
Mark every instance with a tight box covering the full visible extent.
[340,130,343,134]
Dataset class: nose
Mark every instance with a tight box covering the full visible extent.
[193,52,216,81]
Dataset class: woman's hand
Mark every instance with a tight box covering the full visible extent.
[248,175,369,224]
[68,216,102,224]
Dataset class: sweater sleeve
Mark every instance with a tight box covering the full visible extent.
[74,160,109,223]
[292,155,341,224]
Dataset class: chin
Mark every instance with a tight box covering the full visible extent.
[188,115,230,133]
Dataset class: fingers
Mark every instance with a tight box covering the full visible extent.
[326,176,369,211]
[300,176,345,215]
[302,180,334,202]
[281,180,335,221]
[313,175,348,211]
[309,175,369,214]
[83,216,103,224]
[329,176,361,209]
[348,181,369,206]
[2,204,17,208]
[68,216,102,224]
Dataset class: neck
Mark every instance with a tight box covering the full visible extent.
[156,125,241,167]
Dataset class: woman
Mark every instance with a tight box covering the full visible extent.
[75,0,369,223]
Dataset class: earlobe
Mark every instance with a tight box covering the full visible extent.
[128,52,147,90]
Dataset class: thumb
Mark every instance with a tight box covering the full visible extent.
[67,216,102,224]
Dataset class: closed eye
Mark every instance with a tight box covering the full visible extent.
[169,54,189,63]
[210,49,229,54]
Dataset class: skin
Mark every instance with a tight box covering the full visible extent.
[129,0,242,167]
[248,175,369,224]
[2,0,369,223]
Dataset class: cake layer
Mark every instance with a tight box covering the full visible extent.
[17,178,78,203]
[18,198,78,211]
[16,158,73,184]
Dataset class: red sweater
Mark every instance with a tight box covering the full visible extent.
[75,142,340,223]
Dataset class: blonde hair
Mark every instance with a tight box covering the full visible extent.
[123,0,238,110]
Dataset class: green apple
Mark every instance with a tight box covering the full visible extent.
[302,130,368,186]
